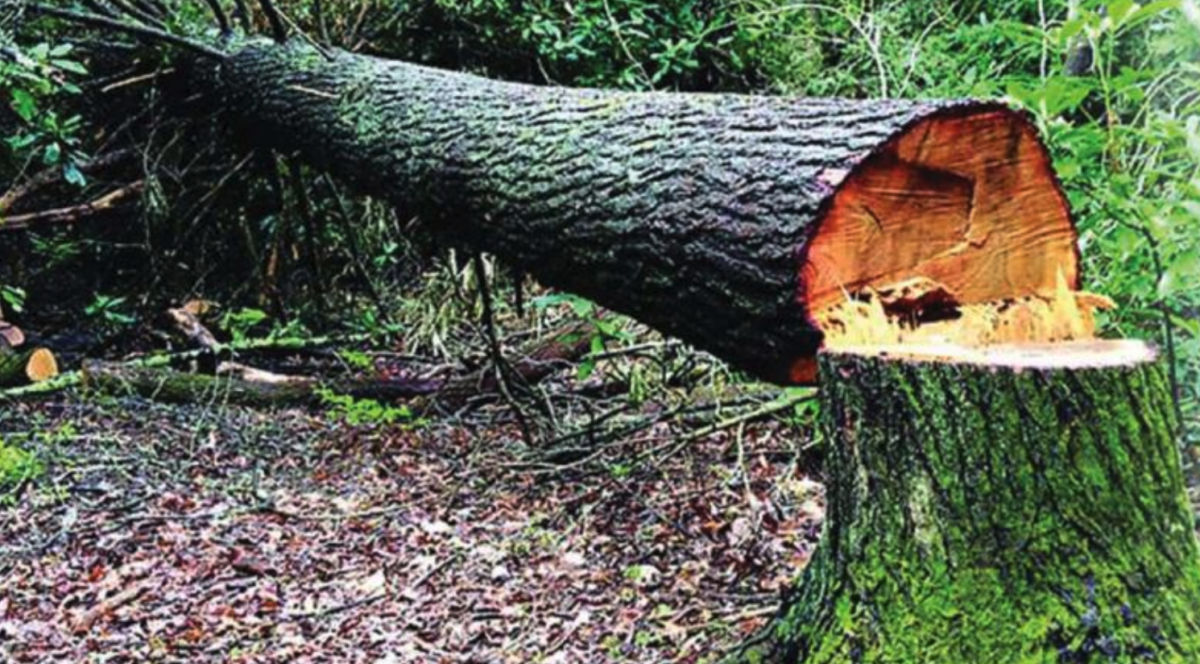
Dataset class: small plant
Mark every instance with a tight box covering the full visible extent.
[0,437,43,501]
[336,348,375,371]
[353,308,404,343]
[316,386,424,428]
[2,41,90,187]
[1,284,26,315]
[85,294,136,328]
[219,307,270,342]
[531,292,632,379]
[39,421,78,445]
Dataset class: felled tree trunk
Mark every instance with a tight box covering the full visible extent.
[735,341,1200,663]
[207,42,1079,383]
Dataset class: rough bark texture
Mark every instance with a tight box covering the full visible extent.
[209,41,1042,383]
[734,351,1200,663]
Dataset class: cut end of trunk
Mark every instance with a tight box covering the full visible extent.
[790,105,1093,382]
[802,106,1078,312]
[26,348,59,383]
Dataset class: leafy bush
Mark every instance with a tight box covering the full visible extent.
[0,437,42,499]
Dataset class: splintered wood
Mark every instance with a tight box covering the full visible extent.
[816,272,1115,349]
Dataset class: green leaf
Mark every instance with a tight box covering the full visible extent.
[1161,250,1200,297]
[1056,160,1082,180]
[570,298,594,316]
[7,134,38,151]
[63,162,86,187]
[1106,0,1138,28]
[51,59,88,76]
[10,89,37,123]
[1,286,27,314]
[1122,0,1181,31]
[43,142,61,165]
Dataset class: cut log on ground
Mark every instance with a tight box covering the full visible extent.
[203,41,1081,383]
[81,360,439,408]
[0,347,60,387]
[80,320,596,409]
[734,340,1200,663]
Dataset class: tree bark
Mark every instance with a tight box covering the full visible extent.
[206,42,1075,384]
[735,343,1200,663]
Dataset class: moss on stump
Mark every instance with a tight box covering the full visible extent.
[736,344,1200,663]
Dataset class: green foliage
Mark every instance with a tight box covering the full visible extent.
[1,39,90,189]
[219,307,271,343]
[316,386,424,427]
[336,348,375,371]
[0,436,43,500]
[531,292,632,380]
[1,284,26,315]
[84,294,136,328]
[381,0,750,90]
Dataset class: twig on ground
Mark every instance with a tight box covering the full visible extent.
[25,5,228,59]
[0,181,144,231]
[70,577,154,634]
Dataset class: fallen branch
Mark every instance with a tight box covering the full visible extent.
[419,317,598,413]
[24,5,228,60]
[70,578,153,634]
[516,391,804,473]
[82,319,598,409]
[0,149,134,215]
[0,181,144,231]
[81,360,441,408]
[0,333,365,400]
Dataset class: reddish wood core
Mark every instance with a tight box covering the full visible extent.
[802,109,1077,314]
[792,108,1087,383]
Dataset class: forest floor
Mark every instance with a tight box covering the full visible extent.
[0,394,822,664]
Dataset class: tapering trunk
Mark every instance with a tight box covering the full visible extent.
[207,42,1079,383]
[734,341,1200,663]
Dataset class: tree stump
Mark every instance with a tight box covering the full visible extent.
[737,341,1200,662]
